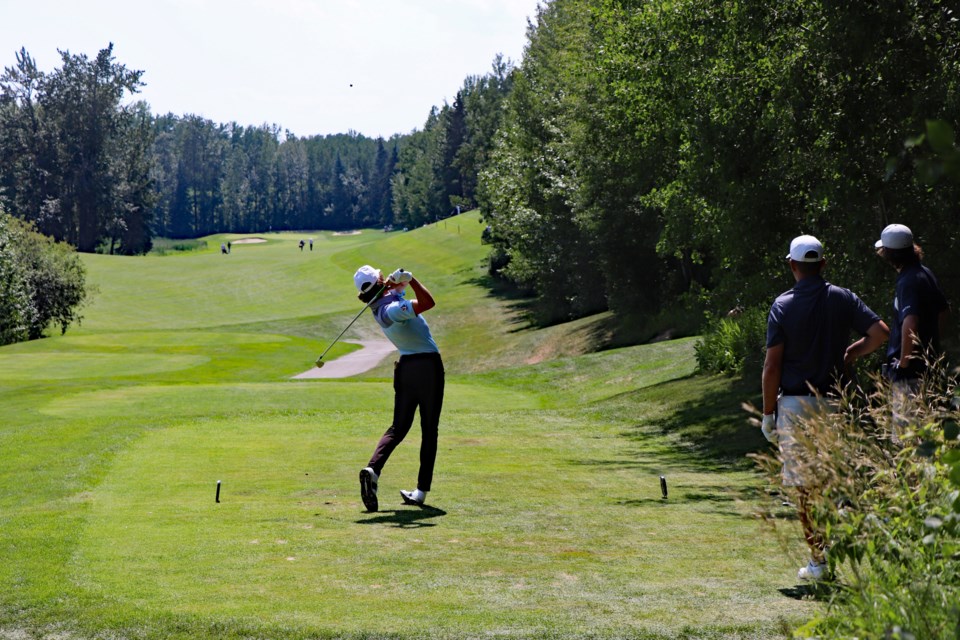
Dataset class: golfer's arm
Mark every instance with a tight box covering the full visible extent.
[900,314,919,366]
[845,321,889,366]
[410,277,435,314]
[761,343,784,415]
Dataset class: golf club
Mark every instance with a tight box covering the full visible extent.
[314,279,391,368]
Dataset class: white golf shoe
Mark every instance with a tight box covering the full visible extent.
[400,488,426,506]
[359,467,379,512]
[797,559,828,581]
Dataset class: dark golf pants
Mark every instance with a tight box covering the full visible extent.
[368,352,444,492]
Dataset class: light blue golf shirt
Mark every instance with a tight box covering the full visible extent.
[370,290,439,356]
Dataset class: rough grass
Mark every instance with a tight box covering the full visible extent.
[0,213,816,639]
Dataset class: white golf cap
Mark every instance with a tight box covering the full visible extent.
[786,235,824,262]
[875,223,913,250]
[353,265,381,292]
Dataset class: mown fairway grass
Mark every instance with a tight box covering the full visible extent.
[1,213,818,639]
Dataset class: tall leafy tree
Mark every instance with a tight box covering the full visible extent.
[480,0,960,328]
[391,108,446,227]
[439,90,468,211]
[0,212,30,344]
[457,56,515,206]
[0,44,152,253]
[478,0,608,321]
[369,137,396,226]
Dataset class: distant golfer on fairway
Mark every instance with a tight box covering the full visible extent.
[354,265,444,512]
[761,234,888,581]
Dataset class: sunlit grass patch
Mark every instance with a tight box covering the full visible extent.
[0,213,817,639]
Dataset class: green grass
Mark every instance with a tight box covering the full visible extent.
[0,213,817,638]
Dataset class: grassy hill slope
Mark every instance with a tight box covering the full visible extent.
[0,213,814,639]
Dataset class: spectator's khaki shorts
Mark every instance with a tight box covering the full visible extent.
[777,395,832,487]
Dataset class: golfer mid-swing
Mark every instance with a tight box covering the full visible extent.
[354,265,444,512]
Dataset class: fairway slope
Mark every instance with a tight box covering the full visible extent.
[0,213,816,639]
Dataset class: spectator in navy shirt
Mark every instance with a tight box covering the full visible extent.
[875,224,949,433]
[761,234,888,581]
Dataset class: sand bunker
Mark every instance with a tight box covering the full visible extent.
[293,340,395,379]
[233,237,267,244]
[332,230,361,236]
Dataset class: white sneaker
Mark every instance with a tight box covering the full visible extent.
[359,467,379,512]
[797,560,828,581]
[400,488,426,506]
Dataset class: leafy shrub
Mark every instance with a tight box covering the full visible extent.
[695,306,767,376]
[751,357,960,639]
[0,212,88,344]
[0,215,31,344]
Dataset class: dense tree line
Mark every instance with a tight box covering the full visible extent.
[479,0,960,326]
[6,4,958,337]
[150,117,399,236]
[152,56,514,237]
[0,45,515,250]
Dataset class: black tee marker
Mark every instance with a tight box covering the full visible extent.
[216,480,221,503]
[660,476,668,499]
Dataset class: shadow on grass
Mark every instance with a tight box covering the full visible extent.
[571,372,787,516]
[461,274,539,331]
[621,373,767,468]
[462,274,704,348]
[616,494,755,519]
[355,506,447,528]
[779,582,837,601]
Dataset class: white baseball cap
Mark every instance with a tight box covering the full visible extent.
[786,235,824,262]
[875,224,913,250]
[353,265,381,292]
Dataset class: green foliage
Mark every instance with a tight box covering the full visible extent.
[151,117,400,236]
[392,57,515,228]
[0,45,154,254]
[890,119,960,188]
[390,108,447,228]
[0,211,88,344]
[753,358,960,638]
[695,307,767,377]
[477,0,609,322]
[478,0,960,333]
[0,214,31,344]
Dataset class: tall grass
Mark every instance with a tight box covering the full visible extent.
[750,356,960,639]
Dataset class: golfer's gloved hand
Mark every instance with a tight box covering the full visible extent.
[388,268,413,284]
[761,413,779,445]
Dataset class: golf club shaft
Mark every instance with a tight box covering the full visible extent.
[316,283,387,362]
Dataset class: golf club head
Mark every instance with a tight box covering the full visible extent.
[315,358,325,368]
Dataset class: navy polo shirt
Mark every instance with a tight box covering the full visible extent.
[766,276,880,395]
[886,263,949,365]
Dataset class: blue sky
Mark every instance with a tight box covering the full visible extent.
[0,0,541,138]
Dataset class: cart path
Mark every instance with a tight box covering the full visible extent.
[292,340,396,379]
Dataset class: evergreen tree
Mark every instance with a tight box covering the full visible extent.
[0,44,151,253]
[326,154,351,229]
[369,138,395,226]
[439,91,468,211]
